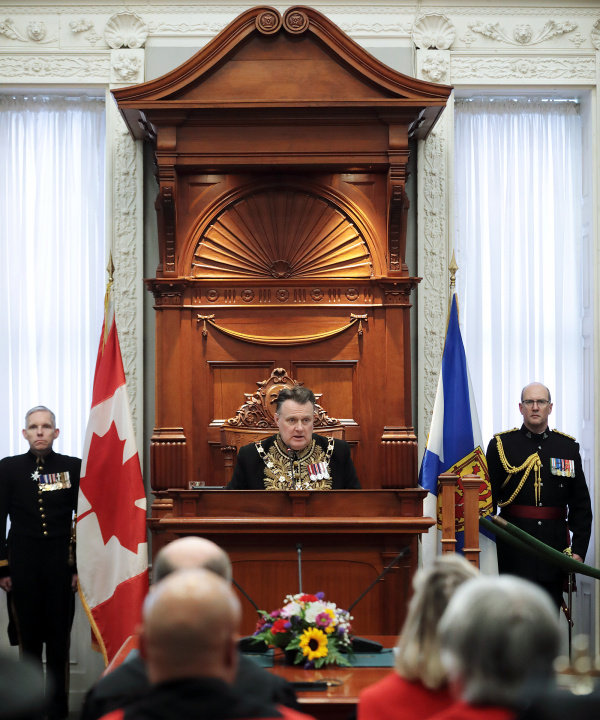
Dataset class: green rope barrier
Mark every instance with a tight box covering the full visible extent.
[480,515,600,581]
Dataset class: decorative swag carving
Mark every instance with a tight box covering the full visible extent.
[196,313,367,344]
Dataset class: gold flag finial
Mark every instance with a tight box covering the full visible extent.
[449,251,458,288]
[107,252,115,283]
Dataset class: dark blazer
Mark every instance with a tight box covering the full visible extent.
[227,434,360,490]
[81,650,300,720]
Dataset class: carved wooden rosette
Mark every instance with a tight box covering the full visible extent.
[114,5,450,496]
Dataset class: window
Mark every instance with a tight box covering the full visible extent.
[454,97,584,444]
[0,95,106,456]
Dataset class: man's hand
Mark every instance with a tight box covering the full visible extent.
[573,553,583,562]
[0,576,13,592]
[71,573,78,592]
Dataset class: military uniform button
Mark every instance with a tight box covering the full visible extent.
[41,513,46,519]
[538,521,542,525]
[38,498,43,504]
[43,531,48,536]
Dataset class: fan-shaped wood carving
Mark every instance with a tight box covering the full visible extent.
[191,189,372,279]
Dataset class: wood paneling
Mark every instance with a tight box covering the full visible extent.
[116,6,450,501]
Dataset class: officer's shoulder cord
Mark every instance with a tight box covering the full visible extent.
[494,434,542,507]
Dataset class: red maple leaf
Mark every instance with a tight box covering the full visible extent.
[80,422,146,553]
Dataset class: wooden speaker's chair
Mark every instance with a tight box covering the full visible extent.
[220,368,344,484]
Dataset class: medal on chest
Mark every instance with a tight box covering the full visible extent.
[551,458,574,478]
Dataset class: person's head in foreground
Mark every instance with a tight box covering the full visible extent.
[395,554,479,689]
[439,574,560,710]
[153,536,232,584]
[139,568,241,686]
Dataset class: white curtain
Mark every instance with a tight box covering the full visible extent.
[454,98,583,444]
[0,95,106,458]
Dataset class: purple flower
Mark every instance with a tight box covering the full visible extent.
[315,612,332,628]
[316,592,325,600]
[284,621,292,630]
[304,660,315,669]
[270,610,281,618]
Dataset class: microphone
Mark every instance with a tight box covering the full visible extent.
[297,542,303,593]
[233,578,268,653]
[346,546,411,653]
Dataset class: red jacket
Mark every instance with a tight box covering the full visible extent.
[358,673,454,720]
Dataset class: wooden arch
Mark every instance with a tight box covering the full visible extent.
[113,5,451,505]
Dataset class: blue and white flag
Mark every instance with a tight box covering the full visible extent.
[420,294,497,573]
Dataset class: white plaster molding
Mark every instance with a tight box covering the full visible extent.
[0,52,110,81]
[425,6,600,18]
[105,96,145,443]
[418,51,450,84]
[592,19,600,50]
[450,52,596,83]
[111,49,144,84]
[105,12,148,49]
[465,19,577,46]
[412,13,455,50]
[416,50,453,450]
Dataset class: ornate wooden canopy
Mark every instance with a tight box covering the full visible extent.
[112,5,451,501]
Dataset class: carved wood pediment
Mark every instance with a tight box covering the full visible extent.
[113,6,451,141]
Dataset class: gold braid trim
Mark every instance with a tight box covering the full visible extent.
[495,435,542,507]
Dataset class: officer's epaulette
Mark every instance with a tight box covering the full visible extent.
[552,429,576,441]
[494,428,519,437]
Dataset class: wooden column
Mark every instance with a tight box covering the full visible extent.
[462,474,481,568]
[438,472,458,554]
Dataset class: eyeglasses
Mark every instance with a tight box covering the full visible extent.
[522,399,550,407]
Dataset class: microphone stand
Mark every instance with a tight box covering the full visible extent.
[297,542,303,593]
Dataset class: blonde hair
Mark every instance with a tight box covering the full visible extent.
[395,554,478,689]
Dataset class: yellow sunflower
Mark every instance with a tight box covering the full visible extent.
[299,627,328,661]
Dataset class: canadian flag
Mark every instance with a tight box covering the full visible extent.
[77,282,149,665]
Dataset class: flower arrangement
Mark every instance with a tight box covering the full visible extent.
[252,592,354,668]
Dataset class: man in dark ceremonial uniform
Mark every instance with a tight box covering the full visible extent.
[0,406,80,720]
[486,383,592,608]
[227,386,360,490]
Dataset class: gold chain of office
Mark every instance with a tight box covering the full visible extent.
[495,435,542,506]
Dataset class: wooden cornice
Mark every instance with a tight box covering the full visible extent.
[112,5,451,141]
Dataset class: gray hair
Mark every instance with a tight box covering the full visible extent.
[275,386,316,413]
[24,406,56,429]
[395,554,479,689]
[439,575,559,707]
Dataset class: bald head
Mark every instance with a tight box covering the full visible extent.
[520,382,551,404]
[141,568,241,685]
[153,537,232,584]
[519,382,553,434]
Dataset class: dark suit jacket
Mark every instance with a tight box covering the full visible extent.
[227,434,360,490]
[81,650,299,720]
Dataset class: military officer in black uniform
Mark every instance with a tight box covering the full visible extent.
[0,406,81,720]
[227,386,360,490]
[486,383,592,608]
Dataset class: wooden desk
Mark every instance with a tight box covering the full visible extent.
[265,636,396,720]
[150,490,431,636]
